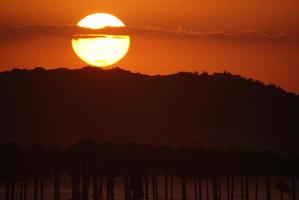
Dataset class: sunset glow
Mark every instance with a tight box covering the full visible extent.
[0,1,299,198]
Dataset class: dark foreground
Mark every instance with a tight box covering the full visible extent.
[1,139,298,200]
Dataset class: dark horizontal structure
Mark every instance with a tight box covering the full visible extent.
[1,139,298,200]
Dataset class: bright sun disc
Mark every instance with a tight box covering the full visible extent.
[72,13,130,67]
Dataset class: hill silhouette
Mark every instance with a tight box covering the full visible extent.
[0,67,298,153]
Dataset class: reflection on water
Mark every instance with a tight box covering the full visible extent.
[0,175,297,200]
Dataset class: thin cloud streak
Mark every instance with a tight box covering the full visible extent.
[1,25,299,43]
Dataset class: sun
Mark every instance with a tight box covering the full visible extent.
[77,13,125,29]
[71,13,130,67]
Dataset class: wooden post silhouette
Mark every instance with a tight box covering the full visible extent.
[99,176,103,200]
[152,174,158,200]
[198,176,202,200]
[245,175,248,200]
[40,173,44,200]
[266,175,271,200]
[87,175,90,200]
[280,176,283,200]
[218,176,221,200]
[71,165,76,200]
[124,175,130,200]
[74,168,80,200]
[269,175,272,200]
[144,174,149,200]
[226,176,230,200]
[164,173,168,200]
[34,175,38,200]
[206,176,210,200]
[11,176,15,200]
[54,167,60,200]
[92,175,97,200]
[71,167,75,200]
[255,175,258,200]
[5,177,10,200]
[24,176,27,200]
[292,175,296,200]
[106,175,114,200]
[213,175,221,200]
[212,176,218,200]
[93,169,98,200]
[230,174,234,200]
[106,175,109,200]
[181,176,187,200]
[240,175,244,200]
[170,175,174,200]
[83,163,86,200]
[83,166,89,200]
[20,178,23,200]
[194,176,198,200]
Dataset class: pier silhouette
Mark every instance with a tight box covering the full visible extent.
[0,140,298,200]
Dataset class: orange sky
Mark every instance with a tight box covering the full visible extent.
[1,0,299,33]
[0,0,299,93]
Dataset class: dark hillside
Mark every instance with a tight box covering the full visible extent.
[0,67,298,153]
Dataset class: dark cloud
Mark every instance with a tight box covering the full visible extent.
[0,25,73,43]
[130,25,299,42]
[0,25,298,43]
